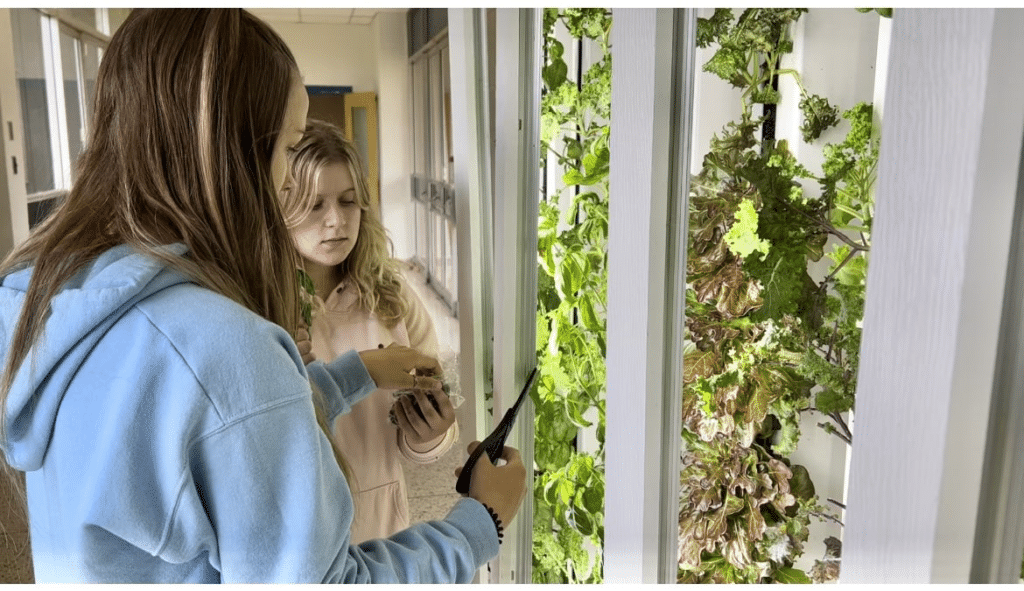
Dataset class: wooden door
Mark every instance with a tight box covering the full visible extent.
[307,93,347,135]
[343,92,379,210]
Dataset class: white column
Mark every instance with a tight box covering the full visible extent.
[447,10,494,583]
[970,123,1024,583]
[492,7,541,585]
[841,8,1024,583]
[605,8,694,583]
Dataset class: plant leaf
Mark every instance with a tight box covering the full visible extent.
[774,567,812,583]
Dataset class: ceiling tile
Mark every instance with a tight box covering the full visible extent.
[302,8,356,18]
[246,8,301,22]
[299,8,354,23]
[247,7,402,26]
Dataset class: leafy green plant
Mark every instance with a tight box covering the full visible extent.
[855,7,893,18]
[681,8,881,583]
[533,7,611,584]
[298,268,316,326]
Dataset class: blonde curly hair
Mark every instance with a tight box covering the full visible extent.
[280,119,408,328]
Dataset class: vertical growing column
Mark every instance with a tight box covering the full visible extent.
[605,8,693,583]
[842,8,1024,583]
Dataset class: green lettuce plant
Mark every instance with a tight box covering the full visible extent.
[680,8,883,583]
[533,7,611,583]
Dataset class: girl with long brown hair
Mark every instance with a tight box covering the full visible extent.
[0,8,524,583]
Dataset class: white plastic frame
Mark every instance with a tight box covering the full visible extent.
[842,8,1024,584]
[492,7,541,585]
[603,8,695,584]
[447,8,494,582]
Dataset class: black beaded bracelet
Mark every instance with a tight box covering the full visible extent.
[481,503,504,544]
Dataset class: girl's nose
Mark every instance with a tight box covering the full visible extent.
[281,167,296,193]
[324,204,339,227]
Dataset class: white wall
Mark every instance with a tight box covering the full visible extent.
[268,16,416,262]
[372,12,414,261]
[267,21,378,91]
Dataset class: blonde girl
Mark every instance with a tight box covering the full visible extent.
[280,119,459,543]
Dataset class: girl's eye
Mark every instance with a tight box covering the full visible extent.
[311,201,323,211]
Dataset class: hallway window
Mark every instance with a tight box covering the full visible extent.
[409,25,457,316]
[10,8,123,228]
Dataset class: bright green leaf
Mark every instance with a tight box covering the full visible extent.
[724,199,771,261]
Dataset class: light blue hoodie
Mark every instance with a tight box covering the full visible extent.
[0,244,497,583]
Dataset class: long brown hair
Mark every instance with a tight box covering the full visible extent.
[1,9,347,508]
[279,119,409,327]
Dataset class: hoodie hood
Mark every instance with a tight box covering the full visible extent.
[0,243,190,471]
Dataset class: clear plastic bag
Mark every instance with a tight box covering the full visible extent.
[388,352,463,426]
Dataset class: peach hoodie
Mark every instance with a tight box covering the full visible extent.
[309,272,459,544]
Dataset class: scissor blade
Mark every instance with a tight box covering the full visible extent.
[508,367,538,414]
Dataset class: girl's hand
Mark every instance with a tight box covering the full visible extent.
[294,326,316,365]
[358,345,442,391]
[393,387,456,446]
[455,442,527,530]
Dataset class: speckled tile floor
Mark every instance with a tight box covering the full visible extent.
[400,433,469,523]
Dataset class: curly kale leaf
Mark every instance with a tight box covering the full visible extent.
[701,9,806,88]
[751,86,782,105]
[821,102,877,202]
[560,8,611,40]
[799,93,840,142]
[703,45,751,88]
[697,8,735,48]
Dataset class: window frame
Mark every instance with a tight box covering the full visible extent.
[409,32,458,315]
[16,9,109,212]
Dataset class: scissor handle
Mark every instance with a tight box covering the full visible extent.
[454,367,537,494]
[455,434,491,494]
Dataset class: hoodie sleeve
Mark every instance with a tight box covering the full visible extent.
[180,392,498,583]
[145,293,498,583]
[306,351,376,422]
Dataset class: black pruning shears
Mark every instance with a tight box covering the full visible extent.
[455,367,538,494]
